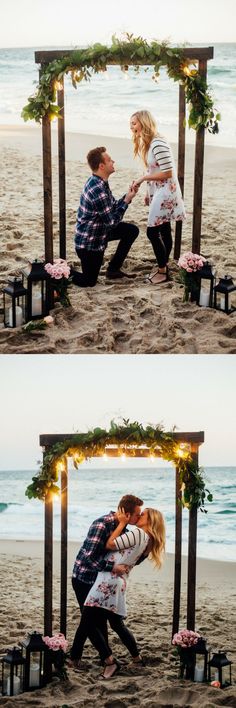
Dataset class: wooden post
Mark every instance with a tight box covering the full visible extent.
[172,464,182,636]
[187,447,199,630]
[57,80,66,259]
[192,60,207,254]
[60,458,68,636]
[44,475,53,636]
[174,84,186,260]
[42,115,53,262]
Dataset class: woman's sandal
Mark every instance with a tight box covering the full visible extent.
[147,266,169,285]
[101,658,121,680]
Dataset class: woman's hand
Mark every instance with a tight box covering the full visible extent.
[133,176,144,189]
[117,507,131,525]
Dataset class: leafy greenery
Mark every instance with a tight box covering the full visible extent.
[25,419,212,512]
[22,34,220,134]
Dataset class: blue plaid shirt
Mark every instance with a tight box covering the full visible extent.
[72,511,121,585]
[75,175,128,251]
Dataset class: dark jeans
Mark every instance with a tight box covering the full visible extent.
[147,222,172,268]
[74,221,139,287]
[71,577,111,661]
[70,603,139,662]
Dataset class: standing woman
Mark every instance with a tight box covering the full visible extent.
[131,110,186,284]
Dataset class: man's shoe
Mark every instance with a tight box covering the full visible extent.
[106,269,137,280]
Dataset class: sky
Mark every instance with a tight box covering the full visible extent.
[0,0,235,48]
[0,354,235,468]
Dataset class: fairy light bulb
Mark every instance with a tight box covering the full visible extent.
[103,453,108,461]
[121,453,126,461]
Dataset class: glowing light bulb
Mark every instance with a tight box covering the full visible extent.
[149,455,155,462]
[121,453,126,461]
[54,80,63,91]
[103,453,108,461]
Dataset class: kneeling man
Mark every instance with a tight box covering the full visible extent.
[72,147,139,287]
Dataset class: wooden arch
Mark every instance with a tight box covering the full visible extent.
[39,430,204,640]
[35,47,213,264]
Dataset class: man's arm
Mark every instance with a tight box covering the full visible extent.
[93,184,136,227]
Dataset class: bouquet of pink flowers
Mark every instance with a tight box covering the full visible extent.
[44,259,71,307]
[178,252,206,302]
[172,629,201,648]
[43,633,68,679]
[172,629,204,680]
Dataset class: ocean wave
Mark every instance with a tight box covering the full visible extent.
[0,503,9,513]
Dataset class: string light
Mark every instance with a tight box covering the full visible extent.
[54,80,63,91]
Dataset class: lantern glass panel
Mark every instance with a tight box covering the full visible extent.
[215,291,226,312]
[31,281,44,317]
[228,292,236,312]
[29,651,41,688]
[221,664,231,687]
[199,281,211,307]
[2,661,24,696]
[4,293,25,328]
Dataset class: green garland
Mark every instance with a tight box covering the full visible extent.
[25,420,213,511]
[22,34,220,134]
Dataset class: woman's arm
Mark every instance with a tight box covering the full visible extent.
[134,169,172,188]
[105,509,130,550]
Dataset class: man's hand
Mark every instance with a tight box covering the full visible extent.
[117,507,131,525]
[124,184,138,204]
[112,563,129,576]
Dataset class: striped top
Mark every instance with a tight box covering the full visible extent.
[151,137,173,172]
[114,526,146,551]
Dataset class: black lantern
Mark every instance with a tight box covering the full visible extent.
[213,275,236,314]
[22,260,51,321]
[20,632,47,690]
[3,278,27,328]
[198,262,215,308]
[1,647,26,696]
[194,638,209,682]
[208,651,232,688]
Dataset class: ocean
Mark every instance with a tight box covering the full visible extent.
[0,465,235,562]
[0,43,236,148]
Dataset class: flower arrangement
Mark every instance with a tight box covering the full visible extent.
[21,34,220,135]
[23,315,54,332]
[178,252,206,302]
[172,629,202,648]
[172,629,204,680]
[43,633,68,679]
[44,259,71,307]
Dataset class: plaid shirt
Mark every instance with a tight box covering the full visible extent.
[75,175,128,251]
[72,511,122,585]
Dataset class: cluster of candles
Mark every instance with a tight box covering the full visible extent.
[1,632,47,697]
[195,262,236,314]
[3,260,51,328]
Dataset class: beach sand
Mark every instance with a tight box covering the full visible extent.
[0,539,235,707]
[0,124,236,354]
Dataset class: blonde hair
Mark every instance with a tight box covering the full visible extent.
[131,110,157,166]
[146,508,166,568]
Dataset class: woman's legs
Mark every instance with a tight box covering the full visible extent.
[108,612,140,658]
[147,222,172,282]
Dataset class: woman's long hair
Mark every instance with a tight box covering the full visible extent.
[131,110,157,166]
[146,508,166,568]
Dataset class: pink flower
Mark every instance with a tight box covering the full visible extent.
[172,629,202,648]
[42,633,68,652]
[43,315,54,325]
[44,259,71,279]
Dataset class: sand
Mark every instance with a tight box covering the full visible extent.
[0,124,236,354]
[0,539,235,707]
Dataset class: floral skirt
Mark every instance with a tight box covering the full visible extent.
[148,178,186,227]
